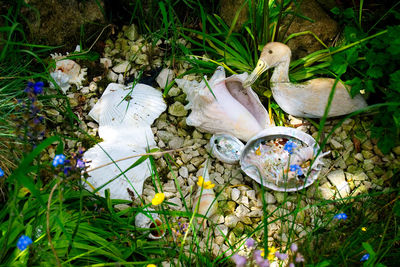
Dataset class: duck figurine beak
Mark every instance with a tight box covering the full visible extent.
[243,59,269,88]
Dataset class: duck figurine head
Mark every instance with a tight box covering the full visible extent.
[243,42,367,118]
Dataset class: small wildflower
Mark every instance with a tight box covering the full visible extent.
[289,263,295,267]
[246,237,255,248]
[52,154,66,167]
[33,81,44,95]
[254,250,270,267]
[267,246,277,261]
[151,193,165,205]
[0,167,4,177]
[289,164,303,175]
[232,254,247,267]
[283,140,297,154]
[76,159,85,168]
[361,227,367,232]
[333,213,348,220]
[146,264,157,267]
[360,253,370,262]
[295,252,305,263]
[275,252,288,260]
[17,235,33,251]
[197,176,215,189]
[290,243,298,252]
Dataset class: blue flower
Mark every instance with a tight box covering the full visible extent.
[0,167,4,177]
[52,154,66,167]
[360,253,370,262]
[33,81,44,95]
[17,235,33,251]
[289,164,303,175]
[333,213,348,220]
[76,159,85,169]
[283,140,297,154]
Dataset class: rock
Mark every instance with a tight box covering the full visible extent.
[167,87,181,97]
[114,204,130,211]
[361,140,373,151]
[179,166,189,178]
[283,0,339,60]
[354,153,364,161]
[232,222,244,236]
[100,57,112,68]
[156,68,175,88]
[107,70,118,82]
[327,170,350,198]
[169,137,184,149]
[363,159,374,171]
[274,192,285,203]
[168,197,182,210]
[330,139,344,150]
[112,61,131,73]
[235,204,250,218]
[157,131,174,143]
[215,224,228,237]
[231,188,240,202]
[246,190,256,201]
[319,182,335,200]
[225,214,240,228]
[264,192,277,204]
[124,24,139,41]
[393,146,400,155]
[239,196,249,207]
[215,236,225,245]
[361,150,374,159]
[168,102,188,117]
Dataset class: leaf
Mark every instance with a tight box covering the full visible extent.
[362,242,376,258]
[367,66,383,79]
[394,199,400,217]
[389,70,400,93]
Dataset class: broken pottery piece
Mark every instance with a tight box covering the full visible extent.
[209,134,244,164]
[83,83,166,200]
[240,127,329,192]
[135,208,165,239]
[175,66,273,142]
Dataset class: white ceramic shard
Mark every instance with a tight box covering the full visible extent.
[193,160,218,228]
[176,66,273,142]
[135,208,165,239]
[209,134,244,164]
[50,53,87,93]
[156,68,175,88]
[240,127,329,192]
[84,83,166,200]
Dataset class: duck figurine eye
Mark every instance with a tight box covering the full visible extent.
[243,42,367,118]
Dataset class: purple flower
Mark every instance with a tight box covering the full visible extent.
[52,154,66,167]
[17,235,33,250]
[333,213,348,220]
[0,167,4,177]
[290,243,298,252]
[289,263,295,267]
[289,164,303,175]
[246,237,255,248]
[232,254,247,267]
[360,253,370,262]
[295,253,305,262]
[275,252,288,260]
[253,251,270,267]
[283,141,297,154]
[76,159,85,169]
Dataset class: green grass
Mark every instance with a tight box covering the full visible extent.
[1,0,400,266]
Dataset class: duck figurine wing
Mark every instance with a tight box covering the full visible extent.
[243,42,367,118]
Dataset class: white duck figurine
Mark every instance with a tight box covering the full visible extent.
[243,42,367,118]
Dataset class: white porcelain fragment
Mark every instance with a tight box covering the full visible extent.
[175,66,273,142]
[50,53,87,94]
[83,83,166,200]
[135,208,165,239]
[240,127,330,192]
[209,134,244,164]
[193,160,218,228]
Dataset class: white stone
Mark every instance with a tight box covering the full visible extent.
[231,188,240,202]
[240,196,249,207]
[112,61,131,73]
[156,68,175,88]
[224,214,240,228]
[215,224,228,237]
[100,57,112,68]
[330,139,344,149]
[327,169,350,197]
[178,166,189,178]
[106,70,118,82]
[264,192,277,204]
[246,190,256,200]
[235,204,250,218]
[168,197,182,210]
[319,182,335,200]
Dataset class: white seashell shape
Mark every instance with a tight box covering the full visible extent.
[50,53,87,93]
[175,66,273,142]
[83,83,166,200]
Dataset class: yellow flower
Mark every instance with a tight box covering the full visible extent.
[146,264,156,267]
[197,176,215,189]
[267,246,277,261]
[361,227,367,232]
[151,193,165,205]
[260,248,265,257]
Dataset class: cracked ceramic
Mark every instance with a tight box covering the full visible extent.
[83,83,166,200]
[240,127,330,191]
[243,42,367,118]
[176,66,273,141]
[135,208,165,239]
